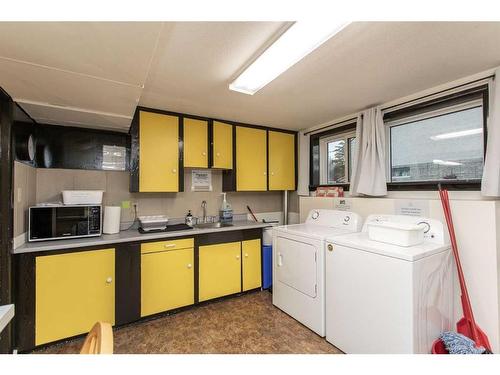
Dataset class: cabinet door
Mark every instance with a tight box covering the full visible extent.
[242,239,262,291]
[199,242,241,302]
[212,121,233,169]
[139,111,179,192]
[184,118,208,168]
[35,249,115,345]
[236,126,267,191]
[141,248,194,317]
[268,131,295,190]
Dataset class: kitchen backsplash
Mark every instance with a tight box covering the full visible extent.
[14,161,289,238]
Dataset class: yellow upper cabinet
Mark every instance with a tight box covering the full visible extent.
[212,121,233,169]
[139,111,179,192]
[184,118,208,168]
[268,131,296,190]
[236,126,267,191]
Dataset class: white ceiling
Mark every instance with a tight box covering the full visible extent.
[1,21,500,132]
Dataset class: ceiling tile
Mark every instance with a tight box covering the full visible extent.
[2,22,500,132]
[0,57,141,116]
[141,22,500,130]
[19,101,131,132]
[0,22,162,86]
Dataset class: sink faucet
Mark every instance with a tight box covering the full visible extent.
[201,200,207,223]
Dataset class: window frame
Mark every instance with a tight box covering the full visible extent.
[319,130,356,185]
[308,121,357,191]
[385,99,484,185]
[383,84,488,190]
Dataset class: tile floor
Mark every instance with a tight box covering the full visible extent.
[32,290,341,354]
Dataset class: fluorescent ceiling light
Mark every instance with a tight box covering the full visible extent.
[229,21,350,95]
[433,159,463,166]
[430,128,483,141]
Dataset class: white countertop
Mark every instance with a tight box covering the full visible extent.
[12,220,271,254]
[0,304,14,333]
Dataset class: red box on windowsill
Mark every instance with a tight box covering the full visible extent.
[315,186,344,197]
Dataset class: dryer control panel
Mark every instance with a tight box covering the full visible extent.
[305,209,363,232]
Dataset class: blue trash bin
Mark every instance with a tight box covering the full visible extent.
[262,245,272,289]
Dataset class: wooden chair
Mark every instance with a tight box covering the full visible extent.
[80,322,114,354]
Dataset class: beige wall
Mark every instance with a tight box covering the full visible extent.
[288,190,299,213]
[13,165,284,236]
[13,162,36,238]
[300,195,500,353]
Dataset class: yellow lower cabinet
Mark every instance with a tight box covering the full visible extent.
[141,247,194,317]
[35,249,115,346]
[199,242,241,302]
[242,239,262,291]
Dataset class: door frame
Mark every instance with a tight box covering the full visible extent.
[0,88,14,353]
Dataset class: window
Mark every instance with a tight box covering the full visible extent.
[387,100,484,183]
[309,84,488,190]
[319,131,356,184]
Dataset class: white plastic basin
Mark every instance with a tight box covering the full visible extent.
[62,190,104,205]
[367,221,425,247]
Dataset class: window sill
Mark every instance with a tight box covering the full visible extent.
[386,180,481,191]
[309,181,481,192]
[309,183,350,192]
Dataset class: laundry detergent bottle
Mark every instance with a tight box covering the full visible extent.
[219,193,233,224]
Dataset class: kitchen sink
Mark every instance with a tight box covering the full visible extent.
[194,222,234,229]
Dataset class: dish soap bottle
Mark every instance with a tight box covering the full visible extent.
[219,193,233,224]
[185,210,194,227]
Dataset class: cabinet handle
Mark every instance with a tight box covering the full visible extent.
[236,255,240,260]
[172,168,177,174]
[164,244,176,248]
[187,264,192,269]
[263,172,267,175]
[278,253,283,267]
[327,244,334,252]
[245,253,249,258]
[202,151,207,156]
[106,277,113,284]
[271,172,275,176]
[216,152,220,157]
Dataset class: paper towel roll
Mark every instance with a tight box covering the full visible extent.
[103,206,121,234]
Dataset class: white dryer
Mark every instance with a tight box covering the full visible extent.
[272,209,363,336]
[325,214,454,353]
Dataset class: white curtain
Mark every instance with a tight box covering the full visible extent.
[297,131,310,196]
[481,70,500,197]
[350,106,387,196]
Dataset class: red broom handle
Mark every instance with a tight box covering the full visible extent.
[439,188,479,343]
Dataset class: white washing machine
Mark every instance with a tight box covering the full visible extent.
[272,209,363,336]
[325,214,454,354]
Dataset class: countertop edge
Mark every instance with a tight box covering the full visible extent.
[12,222,273,254]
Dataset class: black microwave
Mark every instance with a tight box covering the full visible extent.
[29,205,102,242]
